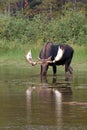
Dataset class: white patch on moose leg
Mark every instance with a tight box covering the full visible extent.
[53,46,64,63]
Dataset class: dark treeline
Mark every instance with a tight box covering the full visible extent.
[0,0,87,17]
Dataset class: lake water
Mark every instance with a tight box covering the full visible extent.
[0,65,87,130]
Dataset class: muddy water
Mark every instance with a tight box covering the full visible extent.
[0,66,87,130]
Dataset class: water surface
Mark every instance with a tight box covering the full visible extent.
[0,66,87,130]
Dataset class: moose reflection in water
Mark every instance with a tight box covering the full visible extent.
[26,76,72,125]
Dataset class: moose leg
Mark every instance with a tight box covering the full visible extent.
[65,59,71,74]
[68,66,73,74]
[65,63,69,73]
[65,61,71,80]
[53,65,57,75]
[40,65,43,75]
[41,64,49,76]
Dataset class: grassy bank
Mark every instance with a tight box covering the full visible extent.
[72,45,87,63]
[0,43,87,66]
[0,10,87,67]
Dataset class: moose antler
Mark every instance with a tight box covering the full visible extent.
[37,46,64,64]
[38,56,52,63]
[25,50,37,66]
[26,46,64,66]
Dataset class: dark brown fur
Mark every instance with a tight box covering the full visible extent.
[39,42,74,76]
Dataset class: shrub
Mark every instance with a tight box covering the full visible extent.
[0,9,87,50]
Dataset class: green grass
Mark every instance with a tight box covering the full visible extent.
[0,43,87,66]
[0,43,87,75]
[72,45,87,63]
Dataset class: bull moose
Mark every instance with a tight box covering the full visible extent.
[26,42,74,76]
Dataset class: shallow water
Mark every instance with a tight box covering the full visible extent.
[0,66,87,130]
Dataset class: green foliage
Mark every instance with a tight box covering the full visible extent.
[0,9,87,52]
[50,10,87,45]
[0,1,87,66]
